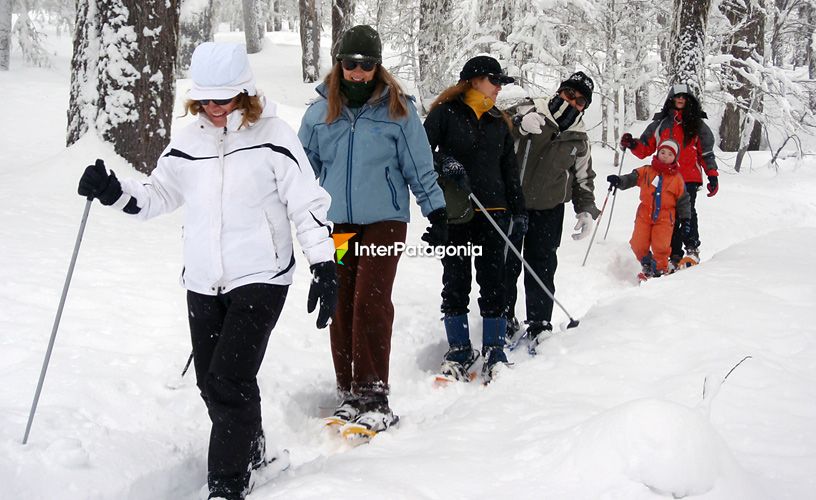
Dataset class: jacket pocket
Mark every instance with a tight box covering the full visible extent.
[263,210,280,262]
[385,167,401,211]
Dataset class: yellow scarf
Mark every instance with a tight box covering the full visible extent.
[463,88,495,119]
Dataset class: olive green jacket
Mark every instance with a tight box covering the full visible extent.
[510,98,600,218]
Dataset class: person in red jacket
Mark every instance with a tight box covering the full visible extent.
[619,83,717,266]
[607,139,692,279]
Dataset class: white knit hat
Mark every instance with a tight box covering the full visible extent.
[658,139,680,157]
[188,42,257,100]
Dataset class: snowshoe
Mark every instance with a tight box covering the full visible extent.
[324,398,360,429]
[341,407,399,442]
[434,345,479,386]
[526,322,554,356]
[481,346,511,384]
[245,449,290,496]
[504,316,521,344]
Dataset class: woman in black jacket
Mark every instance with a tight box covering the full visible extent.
[423,55,526,383]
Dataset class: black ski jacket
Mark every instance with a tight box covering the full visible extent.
[423,97,525,216]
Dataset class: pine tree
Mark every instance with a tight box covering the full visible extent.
[298,0,320,82]
[670,0,712,96]
[0,0,10,70]
[66,0,181,174]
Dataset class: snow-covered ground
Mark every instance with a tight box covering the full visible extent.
[2,31,815,500]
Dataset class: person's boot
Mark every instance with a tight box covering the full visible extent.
[504,315,521,343]
[440,315,478,381]
[481,317,510,382]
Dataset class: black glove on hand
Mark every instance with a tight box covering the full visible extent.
[421,208,448,246]
[706,175,719,197]
[619,133,635,150]
[607,174,621,188]
[440,156,471,192]
[509,213,528,239]
[307,261,338,329]
[78,159,123,205]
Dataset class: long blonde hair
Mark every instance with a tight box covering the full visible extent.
[324,62,409,123]
[183,93,263,129]
[430,79,513,129]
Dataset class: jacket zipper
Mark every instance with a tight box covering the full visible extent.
[345,106,366,222]
[385,167,400,210]
[213,128,226,292]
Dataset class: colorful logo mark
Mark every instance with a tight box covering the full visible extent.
[332,233,356,265]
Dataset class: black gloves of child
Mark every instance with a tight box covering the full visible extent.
[422,208,449,246]
[706,175,719,197]
[619,133,635,150]
[78,159,123,205]
[307,261,338,329]
[509,213,528,239]
[607,174,621,188]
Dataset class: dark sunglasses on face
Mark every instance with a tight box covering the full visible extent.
[198,97,235,106]
[561,88,588,108]
[341,59,377,72]
[673,93,689,99]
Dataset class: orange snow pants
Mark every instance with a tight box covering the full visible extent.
[630,209,675,272]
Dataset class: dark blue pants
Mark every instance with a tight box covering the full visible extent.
[188,283,288,498]
[504,204,564,324]
[441,211,510,318]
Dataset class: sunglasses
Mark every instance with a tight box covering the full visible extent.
[341,59,377,72]
[198,97,235,106]
[561,88,588,108]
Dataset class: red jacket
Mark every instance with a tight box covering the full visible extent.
[631,110,718,184]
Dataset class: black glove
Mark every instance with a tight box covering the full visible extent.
[679,219,692,242]
[509,213,528,239]
[78,159,123,205]
[421,208,448,246]
[619,133,635,150]
[439,156,471,193]
[706,175,718,197]
[307,261,338,329]
[607,174,621,188]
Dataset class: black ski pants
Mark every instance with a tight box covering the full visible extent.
[504,203,564,324]
[441,210,510,318]
[671,182,702,257]
[187,283,288,498]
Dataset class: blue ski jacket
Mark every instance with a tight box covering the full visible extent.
[298,82,445,224]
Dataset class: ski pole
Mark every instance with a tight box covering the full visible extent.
[23,197,93,444]
[504,138,532,260]
[469,193,579,329]
[180,351,194,378]
[603,149,627,240]
[581,185,613,267]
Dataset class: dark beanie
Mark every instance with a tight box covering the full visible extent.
[336,25,382,63]
[558,71,594,106]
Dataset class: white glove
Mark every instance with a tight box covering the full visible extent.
[520,112,547,135]
[571,212,593,240]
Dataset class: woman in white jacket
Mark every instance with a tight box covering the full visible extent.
[77,43,337,500]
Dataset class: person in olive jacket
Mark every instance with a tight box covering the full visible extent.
[505,72,600,348]
[423,55,526,383]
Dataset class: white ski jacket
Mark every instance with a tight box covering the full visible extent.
[118,100,335,295]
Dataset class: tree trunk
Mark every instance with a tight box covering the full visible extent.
[0,0,11,70]
[67,0,181,175]
[669,0,712,97]
[718,0,764,152]
[271,0,282,31]
[331,0,353,59]
[809,5,816,111]
[417,0,452,100]
[299,0,320,82]
[67,0,94,146]
[243,0,262,53]
[178,0,214,77]
[635,84,651,120]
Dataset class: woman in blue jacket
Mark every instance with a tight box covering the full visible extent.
[298,25,446,435]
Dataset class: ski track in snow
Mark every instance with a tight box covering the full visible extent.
[2,31,816,500]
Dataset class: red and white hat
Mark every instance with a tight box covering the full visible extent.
[657,139,679,157]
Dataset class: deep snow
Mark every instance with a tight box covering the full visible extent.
[1,31,815,500]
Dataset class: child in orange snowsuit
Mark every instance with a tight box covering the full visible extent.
[607,139,692,277]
